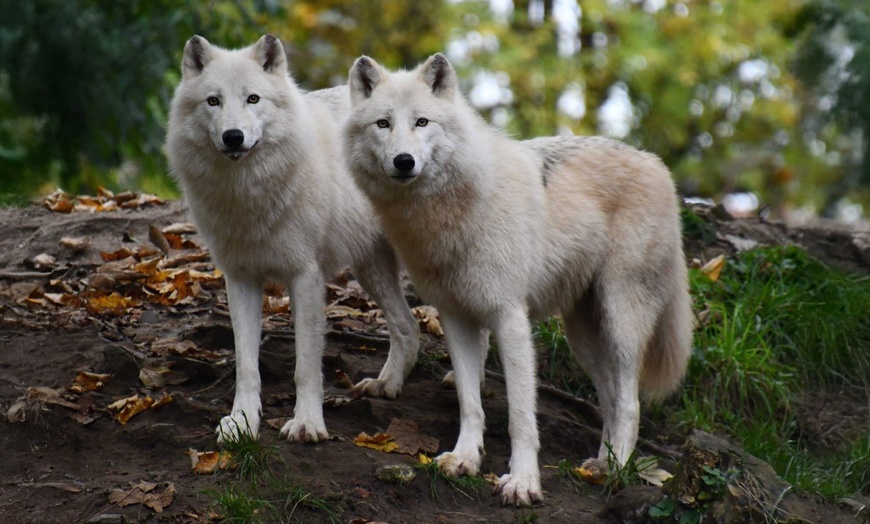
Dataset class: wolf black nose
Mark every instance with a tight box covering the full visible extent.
[393,153,415,172]
[222,129,245,148]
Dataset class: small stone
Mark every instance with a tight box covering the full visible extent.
[375,464,416,483]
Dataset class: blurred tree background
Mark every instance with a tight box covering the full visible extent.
[1,0,869,222]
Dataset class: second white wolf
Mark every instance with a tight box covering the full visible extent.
[165,35,419,445]
[344,54,692,505]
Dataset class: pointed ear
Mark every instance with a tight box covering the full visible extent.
[419,53,457,99]
[182,35,212,77]
[349,56,383,105]
[253,34,287,74]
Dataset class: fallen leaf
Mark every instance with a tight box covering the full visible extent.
[139,368,165,389]
[68,371,111,394]
[28,253,58,271]
[333,370,354,389]
[482,472,500,485]
[86,291,138,316]
[323,395,353,408]
[418,453,433,465]
[385,418,440,455]
[43,190,74,213]
[108,482,176,513]
[100,247,135,262]
[638,466,674,487]
[107,394,172,425]
[26,386,80,410]
[575,463,608,485]
[188,449,234,474]
[353,432,399,453]
[699,254,726,282]
[6,400,27,423]
[149,224,171,254]
[162,222,197,235]
[59,236,89,254]
[412,305,444,336]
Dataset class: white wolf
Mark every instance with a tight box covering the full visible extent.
[165,34,419,444]
[344,54,692,505]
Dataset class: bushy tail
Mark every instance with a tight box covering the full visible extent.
[640,262,693,403]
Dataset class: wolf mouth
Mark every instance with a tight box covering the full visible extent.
[390,173,417,184]
[222,140,259,161]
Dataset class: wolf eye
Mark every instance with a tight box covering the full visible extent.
[376,119,390,129]
[247,94,260,104]
[207,96,220,106]
[416,118,429,127]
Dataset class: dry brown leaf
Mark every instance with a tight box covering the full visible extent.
[134,256,163,276]
[86,291,138,316]
[139,368,165,389]
[26,386,80,410]
[385,418,439,455]
[43,190,74,213]
[700,254,726,282]
[333,370,354,389]
[264,295,290,315]
[6,400,27,423]
[353,432,399,453]
[59,236,89,254]
[162,222,197,235]
[323,395,353,408]
[149,338,227,361]
[188,449,234,474]
[412,305,444,336]
[149,224,171,254]
[68,371,111,394]
[107,394,171,425]
[107,482,176,513]
[100,247,135,262]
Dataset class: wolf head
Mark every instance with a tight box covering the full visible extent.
[345,53,478,197]
[170,34,294,163]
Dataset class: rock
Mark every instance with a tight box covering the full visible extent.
[598,485,663,522]
[375,464,416,483]
[664,430,822,523]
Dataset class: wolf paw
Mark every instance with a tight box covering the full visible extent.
[436,450,482,477]
[494,473,544,506]
[351,377,401,399]
[279,416,329,443]
[216,410,260,445]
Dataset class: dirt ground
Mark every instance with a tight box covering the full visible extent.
[0,198,866,523]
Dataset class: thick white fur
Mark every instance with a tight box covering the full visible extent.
[165,35,419,445]
[345,54,692,506]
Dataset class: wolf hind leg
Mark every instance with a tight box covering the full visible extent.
[563,279,658,467]
[350,242,420,399]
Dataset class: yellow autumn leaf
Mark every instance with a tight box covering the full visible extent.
[353,432,399,453]
[699,254,725,282]
[69,371,111,394]
[188,449,234,474]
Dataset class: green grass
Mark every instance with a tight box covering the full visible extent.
[0,192,31,207]
[415,458,486,501]
[535,245,870,500]
[206,428,340,523]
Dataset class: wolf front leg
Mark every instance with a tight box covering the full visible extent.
[218,274,264,444]
[491,306,543,506]
[435,313,487,477]
[280,266,329,443]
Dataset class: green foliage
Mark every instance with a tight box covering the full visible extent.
[678,245,870,498]
[534,317,594,398]
[218,425,278,483]
[415,458,485,501]
[602,445,658,498]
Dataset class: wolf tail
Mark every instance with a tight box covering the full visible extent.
[639,261,694,403]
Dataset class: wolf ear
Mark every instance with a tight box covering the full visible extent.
[349,56,383,105]
[420,53,457,99]
[253,34,287,74]
[182,35,212,77]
